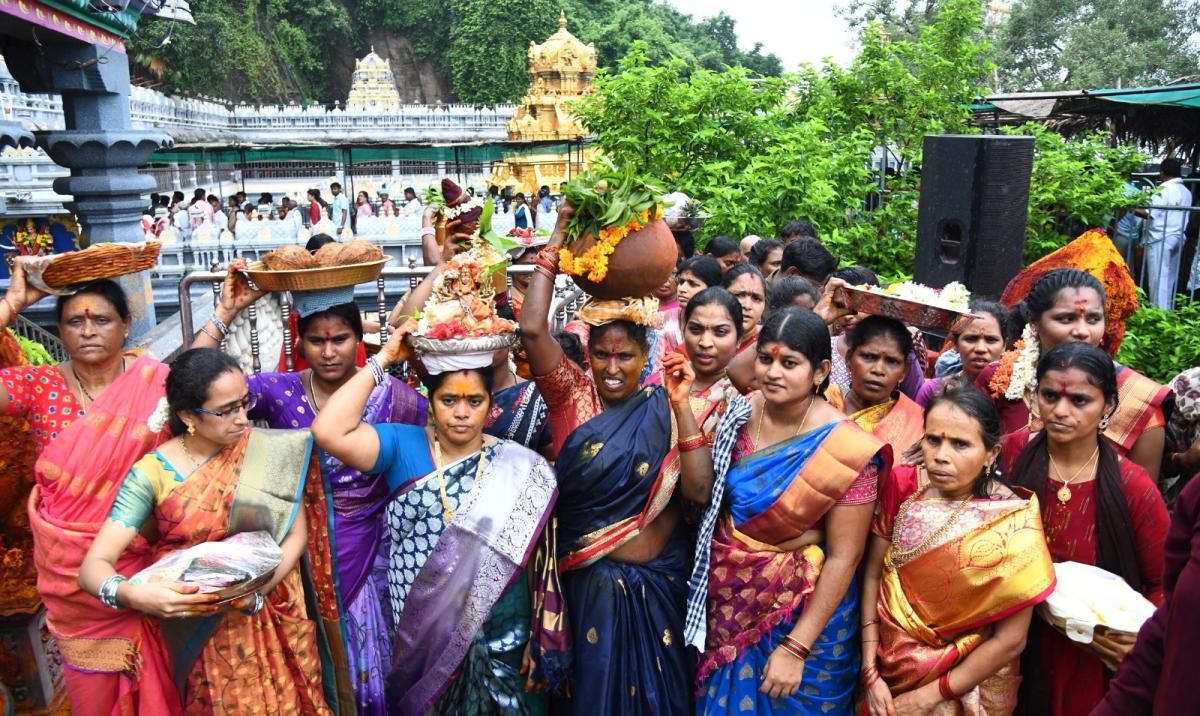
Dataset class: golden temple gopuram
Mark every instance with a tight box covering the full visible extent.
[346,48,402,112]
[489,12,597,194]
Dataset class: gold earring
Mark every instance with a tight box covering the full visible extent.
[187,423,196,436]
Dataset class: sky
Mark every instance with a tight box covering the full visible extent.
[667,1,858,70]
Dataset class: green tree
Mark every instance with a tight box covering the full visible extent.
[1118,293,1200,383]
[130,0,351,103]
[574,0,990,275]
[1006,123,1148,262]
[995,0,1200,90]
[575,0,1151,280]
[836,0,942,42]
[571,44,789,191]
[445,0,559,106]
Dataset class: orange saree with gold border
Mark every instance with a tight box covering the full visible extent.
[872,467,1056,715]
[151,428,348,715]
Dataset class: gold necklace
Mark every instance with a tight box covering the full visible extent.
[1048,445,1100,504]
[885,479,973,569]
[433,434,486,524]
[69,357,125,407]
[305,370,324,413]
[179,435,217,474]
[754,394,816,449]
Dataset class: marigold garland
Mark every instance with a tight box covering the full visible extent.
[988,343,1021,399]
[558,207,656,283]
[0,329,38,612]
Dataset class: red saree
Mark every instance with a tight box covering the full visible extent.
[26,356,180,716]
[1000,432,1168,716]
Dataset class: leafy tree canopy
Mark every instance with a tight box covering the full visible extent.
[840,0,1200,91]
[579,0,1146,279]
[995,0,1200,90]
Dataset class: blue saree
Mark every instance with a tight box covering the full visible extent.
[693,420,888,715]
[485,380,551,452]
[545,385,693,716]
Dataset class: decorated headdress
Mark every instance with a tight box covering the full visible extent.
[1001,229,1137,355]
[411,238,518,375]
[578,296,660,327]
[440,178,483,225]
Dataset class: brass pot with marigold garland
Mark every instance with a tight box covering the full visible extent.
[558,159,677,300]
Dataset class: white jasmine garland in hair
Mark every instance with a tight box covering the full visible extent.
[440,195,484,221]
[147,397,171,433]
[1005,324,1040,402]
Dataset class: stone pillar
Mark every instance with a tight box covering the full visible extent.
[33,44,172,338]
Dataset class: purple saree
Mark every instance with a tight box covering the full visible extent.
[246,371,426,715]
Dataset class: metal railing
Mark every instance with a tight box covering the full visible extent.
[1128,203,1200,304]
[178,265,587,373]
[12,314,67,362]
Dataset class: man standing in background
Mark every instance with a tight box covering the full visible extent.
[329,182,350,234]
[403,186,422,215]
[1140,158,1193,309]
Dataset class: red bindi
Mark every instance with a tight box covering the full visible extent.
[1073,298,1088,315]
[769,345,782,358]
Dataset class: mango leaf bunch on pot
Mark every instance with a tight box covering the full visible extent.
[557,158,677,299]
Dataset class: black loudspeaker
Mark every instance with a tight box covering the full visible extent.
[913,135,1035,299]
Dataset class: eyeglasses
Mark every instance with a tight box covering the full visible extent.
[193,395,257,419]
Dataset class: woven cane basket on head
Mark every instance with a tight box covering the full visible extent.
[240,257,392,292]
[40,241,162,288]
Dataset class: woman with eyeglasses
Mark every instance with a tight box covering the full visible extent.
[0,262,182,715]
[80,348,341,714]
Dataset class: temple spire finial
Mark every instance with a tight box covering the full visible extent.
[558,10,567,28]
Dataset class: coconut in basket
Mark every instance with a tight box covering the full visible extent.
[556,158,677,300]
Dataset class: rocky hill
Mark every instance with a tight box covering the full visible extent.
[128,0,781,106]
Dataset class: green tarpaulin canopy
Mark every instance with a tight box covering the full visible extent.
[972,83,1200,154]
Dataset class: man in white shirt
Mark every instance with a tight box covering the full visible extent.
[329,182,350,233]
[280,196,304,238]
[402,186,422,215]
[1139,158,1193,309]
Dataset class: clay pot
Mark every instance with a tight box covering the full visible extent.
[568,219,677,300]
